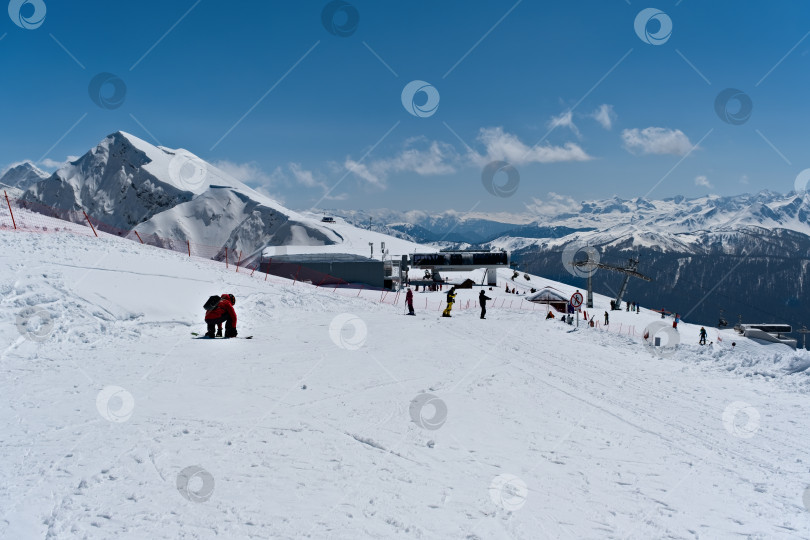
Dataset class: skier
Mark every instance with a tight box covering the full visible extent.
[699,326,707,345]
[479,289,492,319]
[204,293,237,338]
[442,287,457,318]
[604,311,609,325]
[661,308,666,319]
[626,301,630,312]
[672,313,680,330]
[636,303,640,314]
[405,287,415,315]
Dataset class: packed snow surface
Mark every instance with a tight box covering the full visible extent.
[2,228,810,539]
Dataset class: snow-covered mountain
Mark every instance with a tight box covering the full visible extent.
[0,161,49,192]
[329,191,810,253]
[19,132,362,264]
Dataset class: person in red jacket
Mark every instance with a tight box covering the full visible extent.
[405,287,415,315]
[205,293,237,338]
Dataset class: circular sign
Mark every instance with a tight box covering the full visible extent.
[570,292,583,308]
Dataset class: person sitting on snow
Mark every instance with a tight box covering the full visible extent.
[205,293,237,338]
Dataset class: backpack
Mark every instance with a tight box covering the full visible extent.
[203,295,222,311]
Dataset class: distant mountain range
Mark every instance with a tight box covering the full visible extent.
[326,193,810,337]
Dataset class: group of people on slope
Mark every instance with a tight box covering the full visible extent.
[205,290,713,347]
[610,299,641,313]
[405,286,492,319]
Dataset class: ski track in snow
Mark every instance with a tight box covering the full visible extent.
[1,230,810,539]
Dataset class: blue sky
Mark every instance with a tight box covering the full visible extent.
[2,0,809,215]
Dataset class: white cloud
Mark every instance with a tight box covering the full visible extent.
[345,139,459,188]
[343,128,592,188]
[470,126,592,166]
[38,156,78,170]
[547,110,580,138]
[694,175,713,189]
[253,184,285,205]
[524,192,580,216]
[344,158,384,187]
[288,162,321,189]
[213,160,280,186]
[39,159,62,169]
[591,104,615,130]
[621,127,695,156]
[213,160,293,203]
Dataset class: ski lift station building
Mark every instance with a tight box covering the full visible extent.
[260,253,387,289]
[260,249,510,290]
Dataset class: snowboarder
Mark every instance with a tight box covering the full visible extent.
[604,311,609,325]
[479,290,491,319]
[204,293,237,338]
[405,287,415,315]
[442,287,457,318]
[699,327,707,345]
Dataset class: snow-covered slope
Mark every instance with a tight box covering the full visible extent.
[2,225,810,539]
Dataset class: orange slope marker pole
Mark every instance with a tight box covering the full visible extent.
[4,191,16,229]
[82,210,98,237]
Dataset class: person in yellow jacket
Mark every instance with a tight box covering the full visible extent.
[442,287,457,317]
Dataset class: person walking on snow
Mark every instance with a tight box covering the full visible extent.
[479,290,492,319]
[442,287,457,318]
[204,293,237,338]
[699,326,708,345]
[604,311,609,325]
[405,287,415,315]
